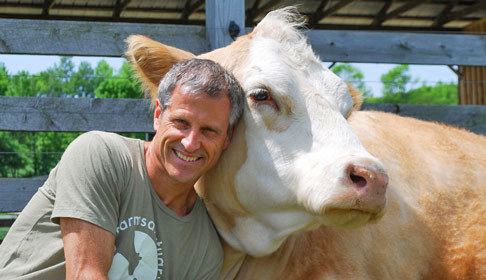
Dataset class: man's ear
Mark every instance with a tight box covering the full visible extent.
[223,126,236,150]
[153,99,163,131]
[125,35,195,102]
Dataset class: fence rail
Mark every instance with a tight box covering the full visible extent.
[1,18,486,65]
[1,96,486,212]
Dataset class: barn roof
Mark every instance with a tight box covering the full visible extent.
[0,0,484,32]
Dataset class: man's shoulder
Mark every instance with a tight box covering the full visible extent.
[73,131,139,155]
[78,130,126,145]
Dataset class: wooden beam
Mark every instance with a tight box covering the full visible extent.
[307,30,486,66]
[0,18,209,56]
[437,1,486,26]
[180,0,204,21]
[308,0,330,27]
[0,3,186,14]
[0,176,48,212]
[253,0,283,20]
[361,104,486,136]
[448,65,460,76]
[0,101,485,213]
[432,0,458,27]
[113,0,131,19]
[0,96,153,132]
[308,0,353,27]
[205,0,245,49]
[371,0,393,27]
[246,0,262,26]
[41,0,56,17]
[383,0,428,22]
[1,18,486,65]
[311,22,463,32]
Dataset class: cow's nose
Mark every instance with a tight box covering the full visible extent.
[347,164,388,191]
[345,162,388,210]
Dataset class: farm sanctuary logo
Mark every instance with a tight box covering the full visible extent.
[108,216,164,280]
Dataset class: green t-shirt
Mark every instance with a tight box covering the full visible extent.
[0,131,223,280]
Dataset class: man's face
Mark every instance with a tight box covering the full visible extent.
[151,85,232,185]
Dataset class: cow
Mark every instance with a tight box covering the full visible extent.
[126,7,486,280]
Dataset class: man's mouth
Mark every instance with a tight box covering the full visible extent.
[173,149,200,162]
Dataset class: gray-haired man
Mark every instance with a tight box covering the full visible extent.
[0,59,245,279]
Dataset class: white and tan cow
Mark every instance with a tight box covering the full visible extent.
[126,8,486,280]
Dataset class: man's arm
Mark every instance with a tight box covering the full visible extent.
[60,217,115,280]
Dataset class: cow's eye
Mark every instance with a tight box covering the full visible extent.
[249,89,269,101]
[248,88,279,112]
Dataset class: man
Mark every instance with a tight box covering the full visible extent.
[0,59,245,279]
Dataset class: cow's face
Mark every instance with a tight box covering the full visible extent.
[126,8,388,257]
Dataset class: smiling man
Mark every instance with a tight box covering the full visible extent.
[0,59,245,280]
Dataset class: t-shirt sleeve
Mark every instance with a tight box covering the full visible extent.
[50,132,127,236]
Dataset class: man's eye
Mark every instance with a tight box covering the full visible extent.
[203,129,218,138]
[249,89,269,101]
[174,119,189,128]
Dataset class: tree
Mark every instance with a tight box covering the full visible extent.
[402,82,458,105]
[33,132,80,175]
[95,62,142,99]
[70,61,95,97]
[380,65,411,102]
[366,65,458,105]
[0,132,33,177]
[0,63,9,96]
[6,70,37,97]
[0,58,147,178]
[93,60,114,86]
[331,63,372,97]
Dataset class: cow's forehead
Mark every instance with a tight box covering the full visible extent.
[241,34,351,115]
[247,36,340,84]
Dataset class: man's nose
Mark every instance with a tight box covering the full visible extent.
[181,130,201,152]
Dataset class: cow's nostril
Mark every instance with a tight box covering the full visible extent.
[350,174,367,188]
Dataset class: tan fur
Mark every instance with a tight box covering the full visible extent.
[126,23,485,280]
[196,120,250,228]
[347,84,363,113]
[125,35,195,101]
[228,112,485,279]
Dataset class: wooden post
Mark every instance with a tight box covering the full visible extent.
[459,19,486,105]
[205,0,245,50]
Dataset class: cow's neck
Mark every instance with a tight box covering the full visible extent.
[196,120,322,259]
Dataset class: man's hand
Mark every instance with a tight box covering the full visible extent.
[60,217,115,280]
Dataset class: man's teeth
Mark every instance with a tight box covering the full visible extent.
[175,150,199,162]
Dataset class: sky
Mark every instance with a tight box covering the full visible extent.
[0,54,458,97]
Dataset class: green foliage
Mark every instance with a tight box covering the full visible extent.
[402,82,458,105]
[95,62,142,99]
[380,64,411,99]
[0,132,33,177]
[331,63,372,97]
[33,132,80,175]
[6,70,38,97]
[0,57,144,178]
[0,63,8,96]
[366,64,458,105]
[0,227,9,240]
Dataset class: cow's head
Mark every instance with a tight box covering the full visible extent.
[127,7,388,257]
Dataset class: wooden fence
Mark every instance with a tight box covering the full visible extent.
[1,0,485,222]
[1,96,485,214]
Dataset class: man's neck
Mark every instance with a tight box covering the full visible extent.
[144,141,198,216]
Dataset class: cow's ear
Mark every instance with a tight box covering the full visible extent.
[125,35,195,101]
[347,84,363,114]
